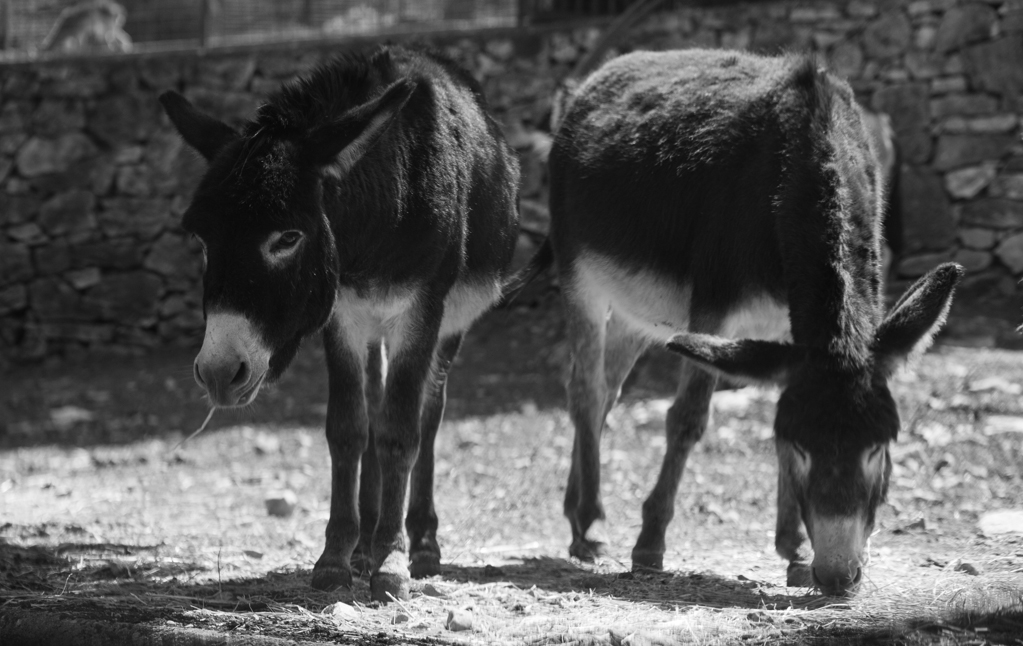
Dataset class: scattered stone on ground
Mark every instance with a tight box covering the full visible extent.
[445,608,474,632]
[978,510,1023,535]
[953,560,982,576]
[328,601,358,621]
[390,611,411,625]
[264,489,298,517]
[252,431,282,455]
[968,376,1023,395]
[894,517,928,534]
[984,415,1023,435]
[916,422,954,447]
[48,405,94,430]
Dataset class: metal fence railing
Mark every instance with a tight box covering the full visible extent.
[0,0,682,60]
[0,0,525,59]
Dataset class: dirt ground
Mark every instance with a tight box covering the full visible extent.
[2,286,1023,645]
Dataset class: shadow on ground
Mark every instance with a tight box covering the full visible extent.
[444,556,823,610]
[5,538,1022,646]
[0,284,571,451]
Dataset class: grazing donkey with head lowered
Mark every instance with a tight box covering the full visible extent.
[160,46,520,601]
[538,49,962,596]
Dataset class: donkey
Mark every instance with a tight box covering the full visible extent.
[529,49,962,596]
[159,46,520,601]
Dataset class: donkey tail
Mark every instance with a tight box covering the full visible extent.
[499,238,554,306]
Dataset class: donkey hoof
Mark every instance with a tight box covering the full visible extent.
[410,551,441,579]
[371,570,411,601]
[569,538,606,563]
[371,552,411,601]
[631,550,664,571]
[786,561,813,588]
[311,563,353,591]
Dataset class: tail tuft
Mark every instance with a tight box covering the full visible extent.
[499,238,555,307]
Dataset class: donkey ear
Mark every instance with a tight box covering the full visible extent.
[665,333,805,385]
[159,91,238,160]
[874,262,963,375]
[304,78,417,177]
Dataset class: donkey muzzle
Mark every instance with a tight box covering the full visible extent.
[809,513,868,596]
[194,312,271,407]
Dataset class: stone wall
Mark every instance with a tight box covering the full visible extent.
[1,0,1021,363]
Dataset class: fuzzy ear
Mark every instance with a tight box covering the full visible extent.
[665,333,805,385]
[159,91,239,160]
[874,262,964,374]
[304,78,417,177]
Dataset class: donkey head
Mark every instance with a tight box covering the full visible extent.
[160,79,416,407]
[667,263,962,596]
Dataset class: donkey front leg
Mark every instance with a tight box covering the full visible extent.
[407,333,464,579]
[370,318,440,601]
[353,340,386,574]
[312,326,368,591]
[775,440,813,587]
[631,359,716,570]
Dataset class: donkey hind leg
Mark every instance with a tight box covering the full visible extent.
[776,443,813,587]
[353,340,386,575]
[602,313,648,423]
[631,359,716,571]
[563,298,646,561]
[407,333,464,579]
[563,290,608,562]
[311,325,368,591]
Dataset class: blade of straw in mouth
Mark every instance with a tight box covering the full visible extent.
[171,407,216,452]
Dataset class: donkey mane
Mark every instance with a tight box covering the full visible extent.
[774,55,883,373]
[252,50,395,137]
[217,51,406,224]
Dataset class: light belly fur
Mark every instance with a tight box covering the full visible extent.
[331,279,500,357]
[571,252,792,343]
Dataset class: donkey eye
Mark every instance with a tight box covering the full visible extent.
[271,230,303,253]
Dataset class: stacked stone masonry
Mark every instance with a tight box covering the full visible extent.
[1,0,1021,362]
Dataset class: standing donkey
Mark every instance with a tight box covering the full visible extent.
[526,49,962,596]
[160,46,520,601]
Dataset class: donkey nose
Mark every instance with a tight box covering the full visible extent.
[812,565,863,596]
[194,312,271,407]
[194,353,252,407]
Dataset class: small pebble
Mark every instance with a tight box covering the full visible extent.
[984,416,1023,436]
[253,432,281,454]
[968,377,1022,395]
[50,406,94,430]
[894,517,927,534]
[445,608,473,632]
[422,583,447,598]
[329,601,358,620]
[954,561,981,576]
[979,509,1023,535]
[391,611,411,625]
[264,489,298,517]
